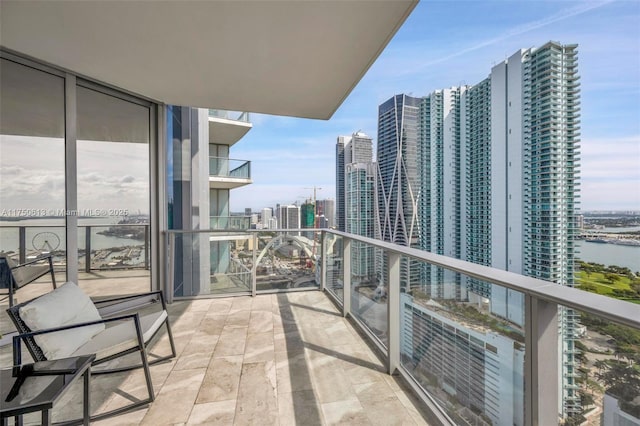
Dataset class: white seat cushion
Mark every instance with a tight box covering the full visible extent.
[72,310,168,361]
[19,282,105,360]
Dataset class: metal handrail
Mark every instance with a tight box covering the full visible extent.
[163,227,640,331]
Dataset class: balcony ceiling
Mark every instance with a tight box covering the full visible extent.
[209,117,252,147]
[209,177,253,190]
[0,1,417,120]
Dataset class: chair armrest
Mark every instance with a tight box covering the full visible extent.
[16,313,139,338]
[12,313,143,365]
[10,254,53,270]
[93,291,166,318]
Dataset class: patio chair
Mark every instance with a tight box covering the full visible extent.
[6,282,176,421]
[0,254,57,307]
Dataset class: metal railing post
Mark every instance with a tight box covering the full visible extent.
[320,230,327,291]
[251,232,257,297]
[144,225,150,270]
[85,226,91,273]
[524,294,559,426]
[387,251,401,375]
[19,226,26,264]
[166,233,175,304]
[343,238,351,317]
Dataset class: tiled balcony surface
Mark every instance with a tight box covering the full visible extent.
[1,288,430,425]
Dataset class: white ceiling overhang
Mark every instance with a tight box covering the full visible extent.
[0,0,417,120]
[209,117,253,147]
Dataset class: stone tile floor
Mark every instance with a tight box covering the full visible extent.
[1,289,431,425]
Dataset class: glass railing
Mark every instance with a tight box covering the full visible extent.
[164,228,640,426]
[208,109,250,123]
[209,157,251,179]
[210,216,251,230]
[0,223,150,272]
[254,231,320,292]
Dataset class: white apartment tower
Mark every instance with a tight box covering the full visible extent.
[415,41,580,418]
[345,162,378,281]
[336,132,374,232]
[278,205,300,230]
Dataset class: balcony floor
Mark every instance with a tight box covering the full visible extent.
[1,289,430,425]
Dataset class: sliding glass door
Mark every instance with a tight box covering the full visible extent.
[0,54,156,303]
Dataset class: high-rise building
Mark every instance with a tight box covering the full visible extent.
[377,95,422,288]
[345,162,378,281]
[300,201,315,229]
[336,132,376,282]
[278,205,300,230]
[336,136,347,232]
[377,95,421,247]
[411,41,580,419]
[336,132,373,232]
[261,207,272,227]
[315,199,335,228]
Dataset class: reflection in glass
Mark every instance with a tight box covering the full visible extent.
[256,231,320,292]
[325,234,344,302]
[400,263,525,425]
[76,86,150,295]
[0,59,66,278]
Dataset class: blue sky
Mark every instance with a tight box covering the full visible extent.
[230,0,640,212]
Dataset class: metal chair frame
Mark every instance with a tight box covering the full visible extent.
[6,290,176,422]
[0,254,57,307]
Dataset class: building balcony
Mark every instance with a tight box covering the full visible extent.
[2,228,639,425]
[209,157,252,189]
[208,110,253,147]
[210,215,252,230]
[159,228,640,426]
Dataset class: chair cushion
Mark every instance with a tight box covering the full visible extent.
[19,282,105,360]
[72,310,168,361]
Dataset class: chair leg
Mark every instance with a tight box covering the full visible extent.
[134,316,155,403]
[165,319,177,359]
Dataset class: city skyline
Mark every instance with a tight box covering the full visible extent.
[230,0,639,211]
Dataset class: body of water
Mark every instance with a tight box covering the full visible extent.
[0,218,147,254]
[576,241,640,272]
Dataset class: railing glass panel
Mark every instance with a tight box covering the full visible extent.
[562,306,640,424]
[350,241,388,348]
[255,231,320,292]
[209,157,251,179]
[170,231,252,298]
[399,264,525,426]
[325,234,344,303]
[80,224,149,272]
[210,216,251,230]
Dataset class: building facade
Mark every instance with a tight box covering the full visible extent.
[345,162,378,281]
[377,95,422,289]
[411,41,580,418]
[336,132,374,232]
[315,199,335,228]
[278,204,301,231]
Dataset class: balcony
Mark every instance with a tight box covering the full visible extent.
[163,229,640,425]
[209,157,252,189]
[0,279,428,425]
[2,228,639,425]
[208,110,253,147]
